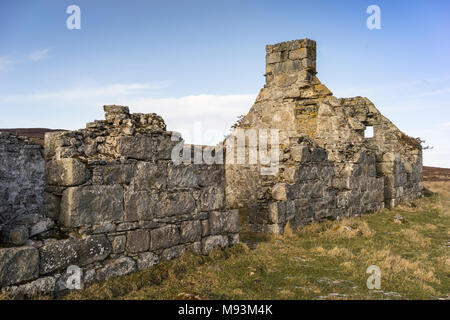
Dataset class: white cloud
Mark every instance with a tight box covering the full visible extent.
[0,83,255,145]
[122,94,256,145]
[29,48,51,62]
[408,87,450,98]
[0,56,14,71]
[0,82,172,103]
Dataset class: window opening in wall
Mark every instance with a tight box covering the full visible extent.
[364,126,374,138]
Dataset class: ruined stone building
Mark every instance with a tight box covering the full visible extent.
[226,39,423,233]
[0,39,423,298]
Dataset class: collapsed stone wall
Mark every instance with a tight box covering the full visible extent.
[226,38,420,233]
[0,106,238,298]
[339,97,423,207]
[0,133,48,246]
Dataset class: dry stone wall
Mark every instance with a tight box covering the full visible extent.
[0,133,49,246]
[0,106,239,299]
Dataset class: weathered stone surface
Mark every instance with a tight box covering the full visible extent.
[272,183,287,201]
[209,210,240,235]
[96,257,136,282]
[39,235,112,274]
[228,233,240,245]
[161,245,186,261]
[168,164,198,187]
[104,105,130,114]
[155,191,196,217]
[111,235,126,254]
[202,235,229,255]
[195,164,224,187]
[126,229,150,253]
[200,187,225,211]
[29,218,55,237]
[0,247,39,287]
[0,225,29,246]
[291,145,311,162]
[136,252,160,270]
[201,219,210,237]
[116,134,176,161]
[125,190,195,221]
[124,191,153,222]
[92,163,135,185]
[116,135,154,161]
[0,132,45,225]
[91,222,116,234]
[187,241,202,254]
[2,276,56,299]
[44,192,60,220]
[60,186,124,227]
[132,161,167,190]
[180,220,202,243]
[150,225,180,250]
[46,158,88,187]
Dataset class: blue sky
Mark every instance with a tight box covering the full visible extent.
[0,0,449,166]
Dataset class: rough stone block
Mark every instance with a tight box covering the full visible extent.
[92,164,135,185]
[137,252,160,271]
[96,257,136,282]
[2,276,56,299]
[46,158,88,187]
[124,191,154,222]
[200,186,225,211]
[60,186,124,228]
[132,162,167,190]
[150,225,180,250]
[180,220,202,243]
[311,148,327,162]
[29,218,55,237]
[291,145,310,162]
[168,164,198,188]
[0,225,29,246]
[44,192,60,220]
[187,242,202,254]
[161,245,186,261]
[271,183,287,201]
[39,235,112,275]
[202,235,228,255]
[266,52,281,64]
[201,219,209,237]
[0,247,39,287]
[125,191,195,220]
[228,234,240,245]
[155,191,196,218]
[126,229,150,253]
[116,135,154,160]
[195,164,224,187]
[209,210,240,235]
[111,235,126,254]
[289,48,307,60]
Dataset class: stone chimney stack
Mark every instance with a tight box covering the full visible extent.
[265,39,316,85]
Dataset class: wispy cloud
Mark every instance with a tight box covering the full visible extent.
[0,56,14,71]
[0,82,172,103]
[0,82,255,145]
[29,48,51,62]
[408,87,450,98]
[125,94,256,144]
